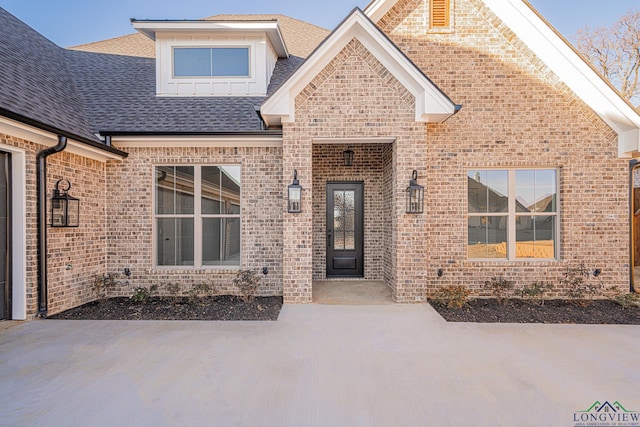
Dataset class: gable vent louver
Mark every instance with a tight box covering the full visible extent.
[431,0,450,28]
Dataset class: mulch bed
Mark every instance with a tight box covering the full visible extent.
[49,296,283,321]
[430,298,640,324]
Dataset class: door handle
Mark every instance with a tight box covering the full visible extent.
[327,230,332,247]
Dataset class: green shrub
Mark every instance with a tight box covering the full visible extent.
[93,273,121,301]
[232,270,261,303]
[434,285,471,309]
[484,275,514,304]
[163,283,181,302]
[615,292,640,309]
[187,282,215,303]
[130,285,157,304]
[520,281,553,305]
[560,263,600,306]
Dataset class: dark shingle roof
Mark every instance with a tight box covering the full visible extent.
[66,14,325,134]
[1,9,327,136]
[66,50,266,133]
[0,8,98,142]
[69,14,329,59]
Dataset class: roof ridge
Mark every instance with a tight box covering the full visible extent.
[204,13,329,32]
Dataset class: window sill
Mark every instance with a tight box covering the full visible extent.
[151,266,241,274]
[465,259,559,264]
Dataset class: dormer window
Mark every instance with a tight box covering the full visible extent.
[131,19,288,97]
[174,47,250,78]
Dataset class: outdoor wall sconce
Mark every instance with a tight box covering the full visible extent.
[406,170,424,214]
[51,179,79,227]
[288,170,302,213]
[343,147,354,166]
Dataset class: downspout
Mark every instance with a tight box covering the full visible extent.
[36,135,67,317]
[631,159,639,293]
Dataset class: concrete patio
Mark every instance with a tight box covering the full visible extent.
[1,304,638,426]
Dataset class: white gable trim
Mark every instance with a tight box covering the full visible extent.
[363,0,397,23]
[260,9,458,127]
[482,0,640,157]
[364,0,640,157]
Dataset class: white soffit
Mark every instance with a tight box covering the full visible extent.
[0,117,123,161]
[131,20,289,58]
[482,0,640,157]
[260,8,458,127]
[111,135,283,148]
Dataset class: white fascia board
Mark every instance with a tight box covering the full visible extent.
[0,117,123,161]
[363,0,396,23]
[131,20,288,57]
[483,0,640,157]
[111,135,283,148]
[261,10,457,126]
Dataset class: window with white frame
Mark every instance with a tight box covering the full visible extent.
[467,169,558,260]
[155,165,241,267]
[173,47,250,78]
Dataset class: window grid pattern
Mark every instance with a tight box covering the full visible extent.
[467,169,558,260]
[155,165,241,267]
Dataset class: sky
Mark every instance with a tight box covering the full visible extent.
[1,0,637,48]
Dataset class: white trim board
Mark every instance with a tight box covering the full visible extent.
[261,8,458,127]
[364,0,640,157]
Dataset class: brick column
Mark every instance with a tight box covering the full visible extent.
[393,135,429,302]
[282,127,314,303]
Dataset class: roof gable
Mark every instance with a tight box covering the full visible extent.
[364,0,640,157]
[261,8,459,127]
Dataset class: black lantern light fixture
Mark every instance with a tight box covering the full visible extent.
[51,179,80,227]
[406,170,424,214]
[343,146,354,167]
[288,169,302,213]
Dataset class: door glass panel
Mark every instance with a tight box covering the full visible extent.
[334,191,344,250]
[344,190,354,211]
[344,207,355,250]
[333,190,355,251]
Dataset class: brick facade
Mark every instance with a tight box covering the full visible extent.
[374,0,628,297]
[312,144,389,281]
[0,133,107,317]
[1,0,635,318]
[105,146,284,298]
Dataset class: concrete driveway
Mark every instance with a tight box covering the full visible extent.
[1,304,639,426]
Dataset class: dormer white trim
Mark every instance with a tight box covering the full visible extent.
[131,19,288,97]
[131,20,288,58]
[261,8,459,127]
[364,0,640,157]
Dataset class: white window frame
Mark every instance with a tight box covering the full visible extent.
[153,164,242,268]
[467,168,559,261]
[171,46,252,79]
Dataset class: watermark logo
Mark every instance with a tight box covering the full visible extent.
[573,401,640,426]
